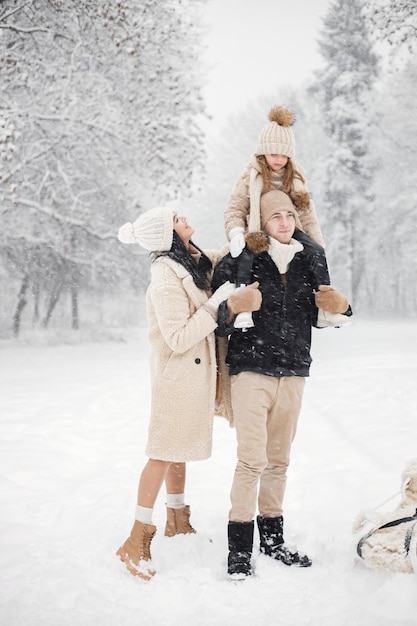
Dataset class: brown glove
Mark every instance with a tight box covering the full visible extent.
[228,282,262,314]
[315,285,348,314]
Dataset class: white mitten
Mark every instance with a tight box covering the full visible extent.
[204,281,236,315]
[229,227,245,258]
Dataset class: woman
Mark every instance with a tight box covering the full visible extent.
[116,206,260,580]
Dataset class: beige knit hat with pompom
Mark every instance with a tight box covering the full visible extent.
[255,106,295,158]
[118,206,174,252]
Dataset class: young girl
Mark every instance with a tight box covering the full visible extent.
[225,105,325,259]
[116,207,260,580]
[224,105,326,329]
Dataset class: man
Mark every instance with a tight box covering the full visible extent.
[213,190,351,579]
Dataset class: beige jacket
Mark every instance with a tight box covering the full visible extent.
[224,156,325,247]
[145,250,232,462]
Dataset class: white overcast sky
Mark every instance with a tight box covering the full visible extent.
[201,0,331,127]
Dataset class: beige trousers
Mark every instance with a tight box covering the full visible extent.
[229,371,305,522]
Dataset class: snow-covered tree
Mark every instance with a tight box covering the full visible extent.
[359,1,417,316]
[313,0,379,306]
[0,0,207,335]
[365,0,417,56]
[367,58,417,316]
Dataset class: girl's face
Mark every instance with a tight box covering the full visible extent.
[264,210,296,244]
[265,154,289,171]
[173,214,195,244]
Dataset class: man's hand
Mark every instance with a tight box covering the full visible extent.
[228,282,262,314]
[315,285,348,314]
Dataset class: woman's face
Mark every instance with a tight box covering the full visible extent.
[173,215,195,244]
[265,154,289,171]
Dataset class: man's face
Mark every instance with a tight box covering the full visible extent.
[264,210,296,244]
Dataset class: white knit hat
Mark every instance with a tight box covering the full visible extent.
[255,106,295,158]
[118,207,174,251]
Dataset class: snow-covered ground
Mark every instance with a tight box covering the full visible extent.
[1,319,417,626]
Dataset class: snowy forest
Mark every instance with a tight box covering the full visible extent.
[1,0,416,339]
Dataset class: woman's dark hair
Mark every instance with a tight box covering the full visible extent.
[151,231,212,291]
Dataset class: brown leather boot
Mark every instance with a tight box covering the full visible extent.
[164,505,196,537]
[116,520,157,580]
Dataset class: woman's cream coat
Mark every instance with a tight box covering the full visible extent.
[145,250,230,462]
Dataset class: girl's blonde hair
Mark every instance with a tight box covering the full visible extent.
[257,156,305,193]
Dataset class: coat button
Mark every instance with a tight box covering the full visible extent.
[195,358,201,364]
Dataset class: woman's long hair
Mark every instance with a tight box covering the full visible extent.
[257,155,305,192]
[151,231,212,291]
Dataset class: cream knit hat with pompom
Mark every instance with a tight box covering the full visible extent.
[118,207,174,252]
[255,106,296,158]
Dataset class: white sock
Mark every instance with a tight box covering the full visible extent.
[135,505,153,524]
[166,493,185,509]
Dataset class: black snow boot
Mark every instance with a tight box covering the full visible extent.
[257,515,312,567]
[227,520,254,579]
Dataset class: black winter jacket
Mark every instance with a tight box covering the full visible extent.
[212,243,331,378]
